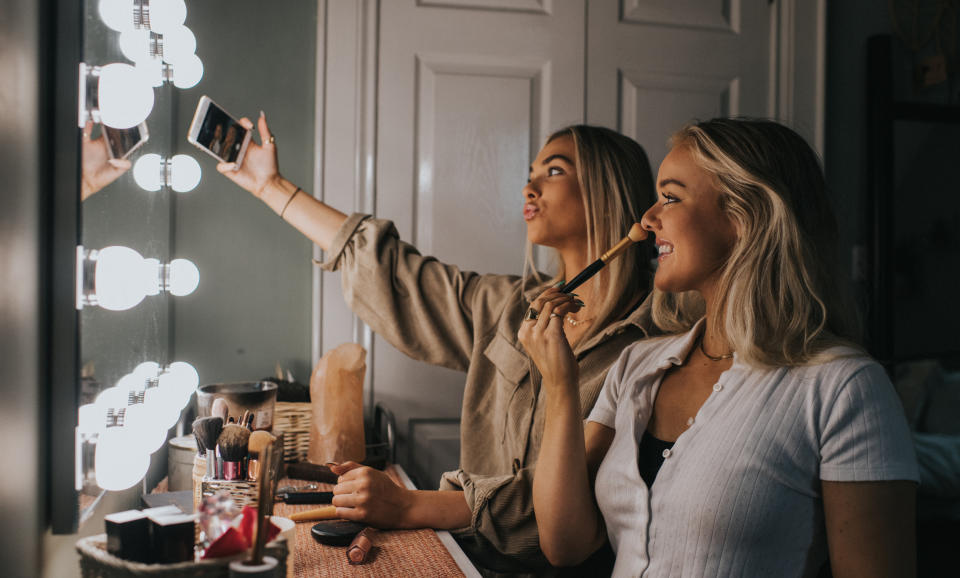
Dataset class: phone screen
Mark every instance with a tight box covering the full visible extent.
[104,123,147,160]
[194,103,248,163]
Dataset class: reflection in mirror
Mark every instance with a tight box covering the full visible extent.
[78,0,203,524]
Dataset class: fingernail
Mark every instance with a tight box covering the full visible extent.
[574,300,585,306]
[553,281,565,288]
[260,110,265,118]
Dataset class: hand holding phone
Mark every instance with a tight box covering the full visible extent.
[104,122,149,160]
[187,96,252,165]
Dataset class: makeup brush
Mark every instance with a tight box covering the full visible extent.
[217,424,251,481]
[192,417,224,458]
[247,430,277,481]
[560,223,648,294]
[211,397,229,422]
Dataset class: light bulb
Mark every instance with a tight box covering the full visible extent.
[171,54,203,89]
[99,0,134,32]
[124,403,168,454]
[93,246,152,311]
[145,385,182,430]
[169,154,201,192]
[167,259,199,296]
[95,386,133,414]
[161,26,196,65]
[133,153,163,191]
[148,0,187,35]
[95,427,150,491]
[78,404,102,437]
[118,28,151,63]
[136,58,165,88]
[134,361,161,379]
[97,63,155,129]
[160,361,200,407]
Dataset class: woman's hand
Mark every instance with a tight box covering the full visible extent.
[329,462,415,528]
[81,120,131,201]
[216,111,280,199]
[517,288,582,390]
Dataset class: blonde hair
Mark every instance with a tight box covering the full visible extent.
[523,125,657,341]
[652,118,860,366]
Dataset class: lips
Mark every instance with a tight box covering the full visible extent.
[523,204,539,221]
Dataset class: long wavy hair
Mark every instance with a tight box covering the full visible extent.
[523,125,656,341]
[652,118,860,366]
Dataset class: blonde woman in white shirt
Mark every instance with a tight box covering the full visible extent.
[519,118,919,577]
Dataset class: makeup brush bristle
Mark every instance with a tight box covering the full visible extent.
[628,222,647,242]
[217,424,251,462]
[248,430,276,459]
[192,416,224,458]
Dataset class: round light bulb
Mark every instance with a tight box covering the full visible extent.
[148,0,187,35]
[145,385,182,430]
[124,403,168,454]
[168,258,199,296]
[95,428,150,491]
[99,0,134,32]
[161,26,196,65]
[133,153,164,191]
[118,28,151,63]
[94,387,129,412]
[171,54,203,89]
[161,361,199,406]
[93,245,153,311]
[78,404,102,436]
[136,58,165,88]
[98,63,155,129]
[115,372,147,392]
[143,258,161,296]
[134,361,161,379]
[169,155,201,192]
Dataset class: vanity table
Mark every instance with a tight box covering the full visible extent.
[273,464,479,577]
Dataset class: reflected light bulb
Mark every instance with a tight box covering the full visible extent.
[169,155,201,192]
[95,428,150,491]
[171,54,203,89]
[167,259,199,296]
[134,361,161,380]
[78,404,102,436]
[161,361,200,406]
[98,63,155,129]
[145,386,182,430]
[118,28,151,63]
[99,0,134,32]
[136,58,165,88]
[94,387,132,415]
[133,153,163,191]
[148,0,187,34]
[124,403,168,454]
[94,245,152,311]
[161,26,196,65]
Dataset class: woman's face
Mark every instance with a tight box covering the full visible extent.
[641,146,738,299]
[523,134,588,251]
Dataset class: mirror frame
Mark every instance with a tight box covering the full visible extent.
[50,0,82,534]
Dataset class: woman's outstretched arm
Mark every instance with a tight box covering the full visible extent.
[216,112,346,251]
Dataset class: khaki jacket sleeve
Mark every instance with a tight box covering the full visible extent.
[439,467,548,569]
[320,214,480,372]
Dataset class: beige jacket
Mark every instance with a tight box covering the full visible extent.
[321,214,656,573]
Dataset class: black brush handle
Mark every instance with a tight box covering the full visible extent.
[560,259,604,294]
[280,491,334,504]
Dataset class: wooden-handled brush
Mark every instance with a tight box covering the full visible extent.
[247,430,277,482]
[560,223,647,294]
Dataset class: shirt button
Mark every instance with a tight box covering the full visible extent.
[713,383,723,392]
[662,449,672,458]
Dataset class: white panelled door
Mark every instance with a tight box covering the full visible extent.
[318,0,822,488]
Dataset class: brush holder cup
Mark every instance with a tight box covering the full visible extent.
[196,381,278,432]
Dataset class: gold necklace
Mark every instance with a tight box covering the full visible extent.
[565,315,595,327]
[699,338,733,361]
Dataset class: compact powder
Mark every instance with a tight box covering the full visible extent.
[310,520,365,546]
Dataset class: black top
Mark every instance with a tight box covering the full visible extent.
[638,429,675,488]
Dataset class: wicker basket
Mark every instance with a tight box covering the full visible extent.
[200,479,259,508]
[273,401,311,463]
[76,533,288,578]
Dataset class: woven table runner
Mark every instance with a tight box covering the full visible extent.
[273,467,465,577]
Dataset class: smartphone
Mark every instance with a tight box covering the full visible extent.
[104,122,149,160]
[186,95,252,165]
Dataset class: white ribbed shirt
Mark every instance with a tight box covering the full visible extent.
[587,320,919,578]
